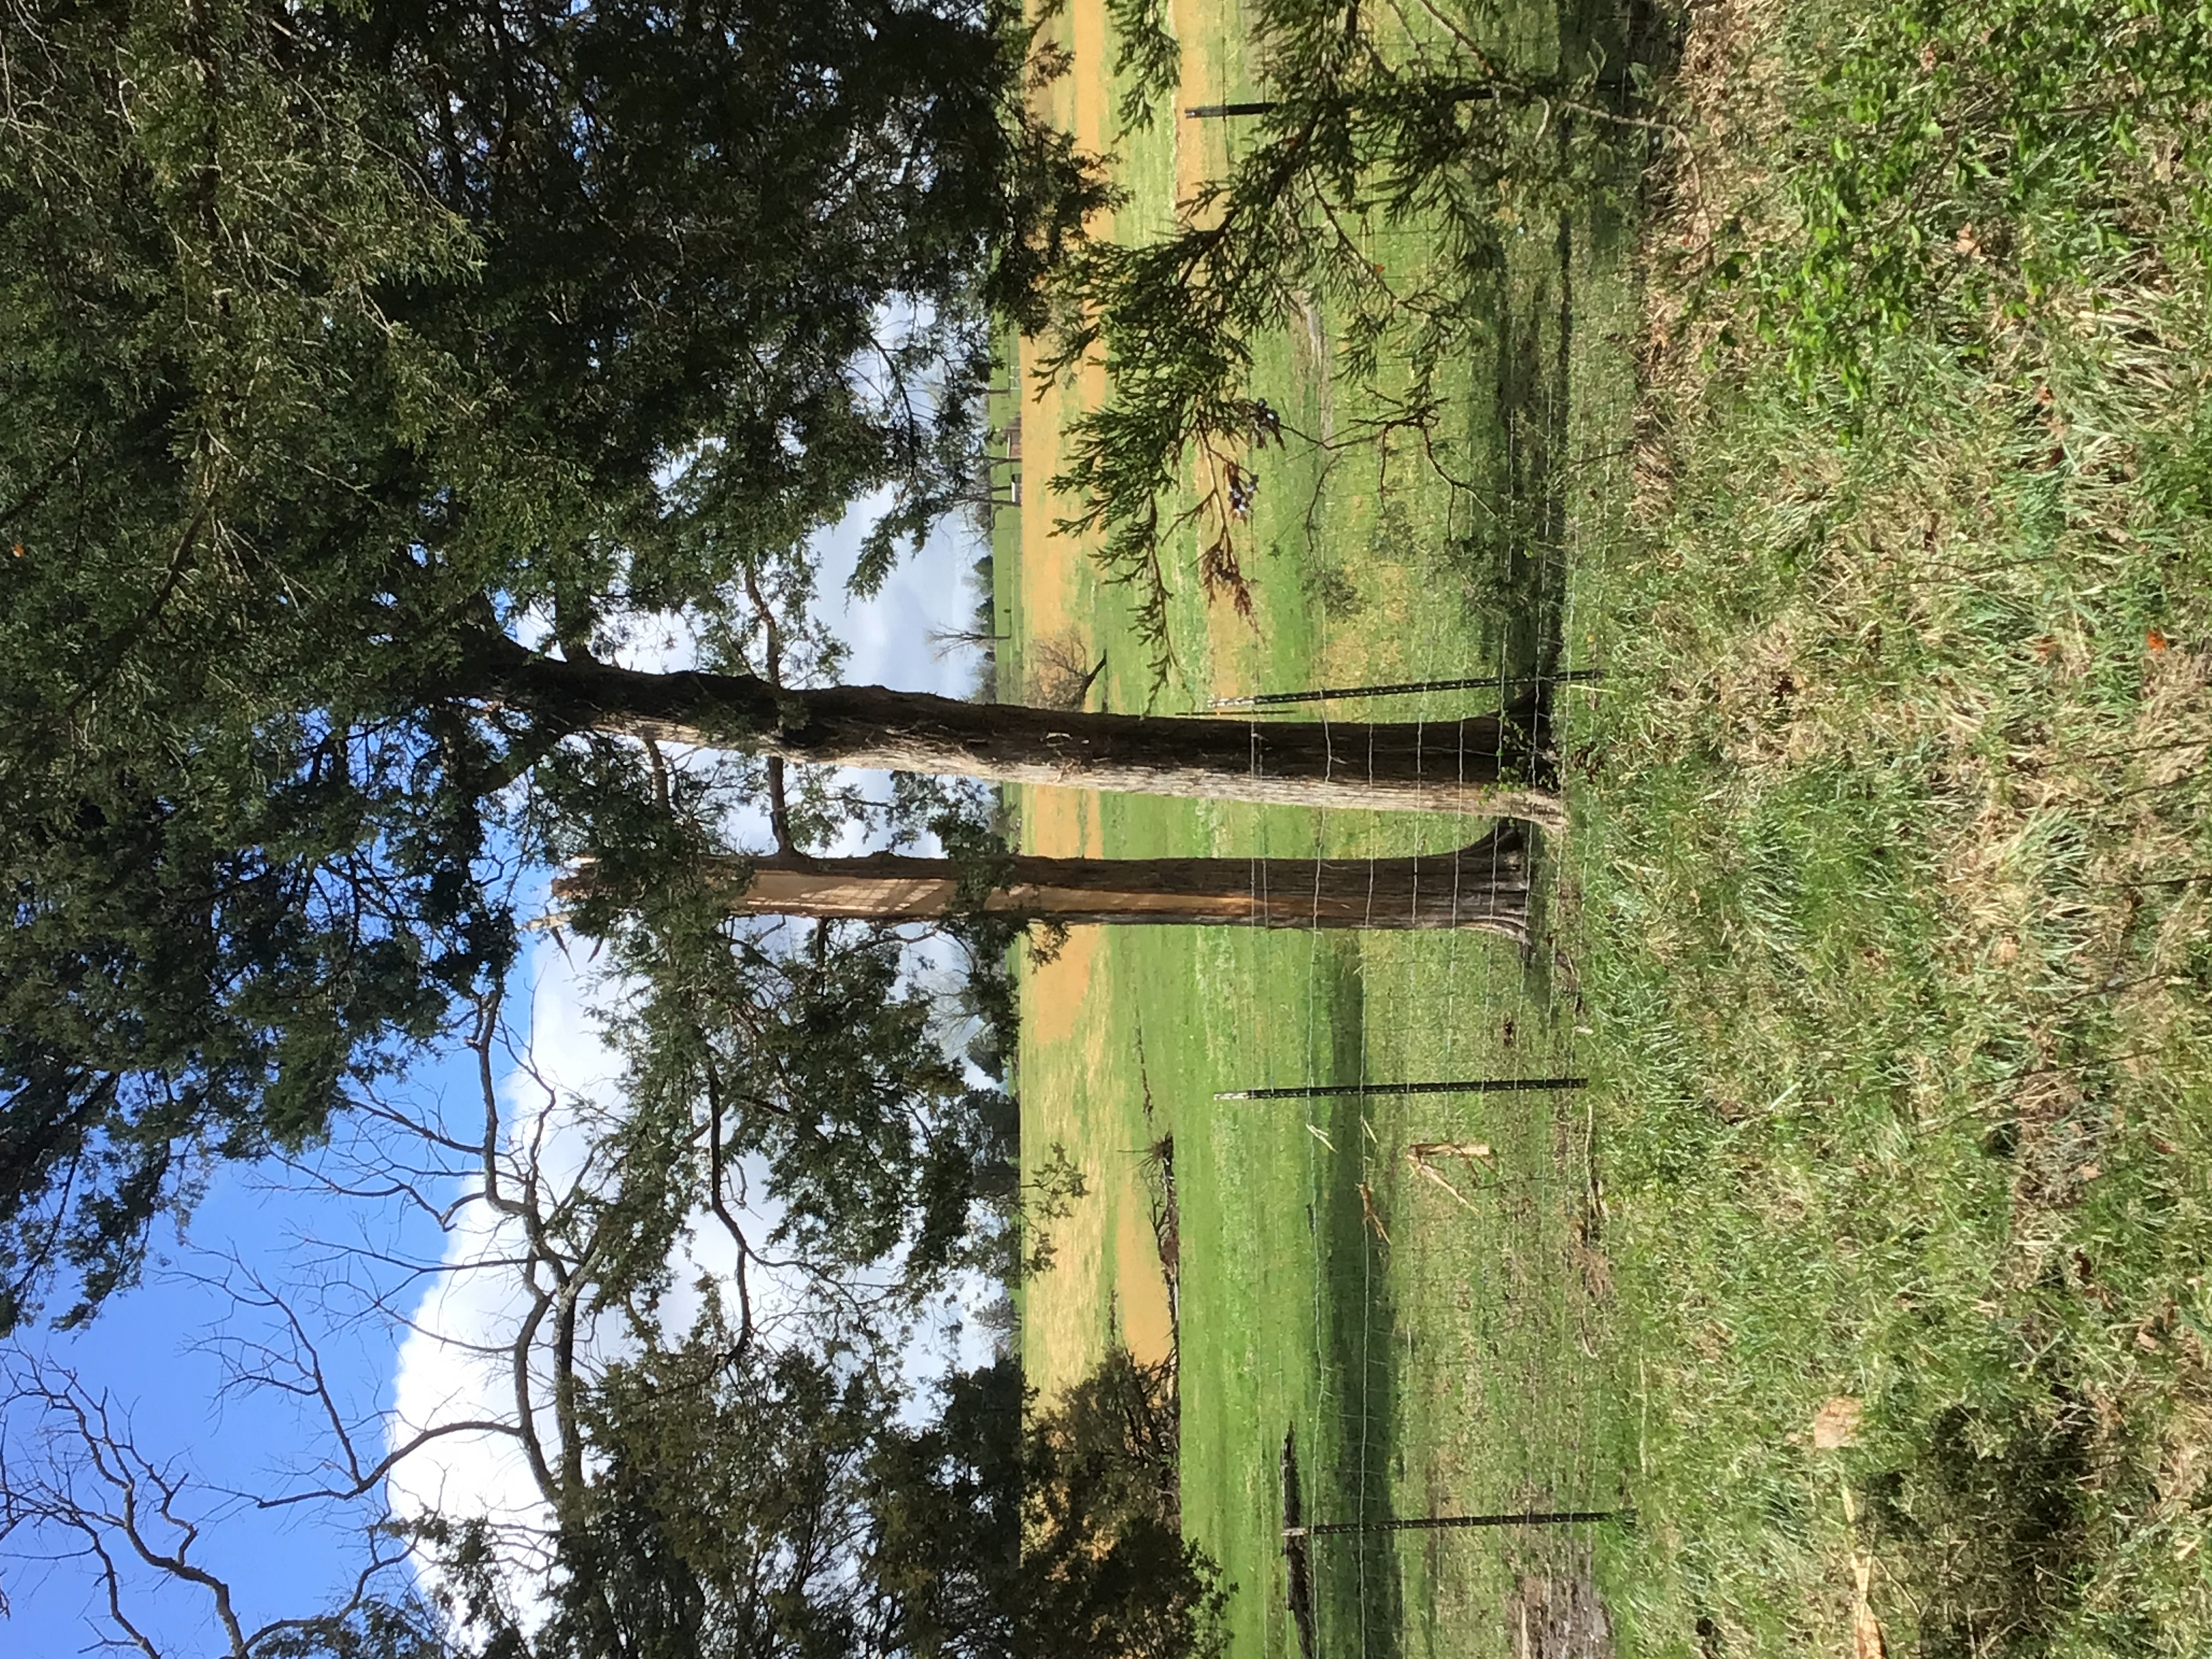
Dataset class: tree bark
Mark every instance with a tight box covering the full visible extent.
[562,826,1534,938]
[460,633,1559,823]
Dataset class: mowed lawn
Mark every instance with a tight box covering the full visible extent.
[1000,0,1643,1654]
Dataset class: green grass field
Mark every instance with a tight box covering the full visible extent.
[1004,0,2212,1654]
[1000,0,1645,1654]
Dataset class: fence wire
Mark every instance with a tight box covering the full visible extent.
[1198,43,1635,1659]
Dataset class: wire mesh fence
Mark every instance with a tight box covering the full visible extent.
[1201,61,1637,1658]
[1003,0,1645,1652]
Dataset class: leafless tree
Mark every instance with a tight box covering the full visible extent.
[1024,630,1109,712]
[0,981,951,1656]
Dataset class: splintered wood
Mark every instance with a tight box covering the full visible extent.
[1407,1141,1498,1209]
[1357,1181,1391,1246]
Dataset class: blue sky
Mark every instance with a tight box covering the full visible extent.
[0,1054,483,1652]
[1,511,991,1653]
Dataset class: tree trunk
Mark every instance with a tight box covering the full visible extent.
[462,634,1559,823]
[564,826,1534,938]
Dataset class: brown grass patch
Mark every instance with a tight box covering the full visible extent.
[1506,1563,1615,1659]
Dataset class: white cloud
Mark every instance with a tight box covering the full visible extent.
[384,504,997,1606]
[383,939,608,1559]
[814,490,990,699]
[383,933,800,1612]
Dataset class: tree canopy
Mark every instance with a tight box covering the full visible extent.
[0,0,1563,1335]
[0,0,1105,1329]
[1038,0,1650,667]
[0,981,1220,1656]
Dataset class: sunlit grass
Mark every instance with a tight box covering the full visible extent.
[1577,0,2212,1649]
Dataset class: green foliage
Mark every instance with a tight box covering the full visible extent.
[987,11,1124,339]
[1017,1350,1229,1659]
[1736,0,2212,398]
[0,727,501,1330]
[0,1,497,1326]
[583,915,1016,1308]
[870,1350,1230,1659]
[0,0,1097,1330]
[222,1597,456,1659]
[864,1359,1028,1658]
[416,1331,890,1658]
[1042,134,1313,672]
[410,1338,1227,1659]
[1015,1140,1088,1277]
[545,760,1028,1305]
[1040,0,1637,675]
[1105,0,1183,133]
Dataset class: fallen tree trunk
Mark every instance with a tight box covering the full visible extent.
[561,826,1534,937]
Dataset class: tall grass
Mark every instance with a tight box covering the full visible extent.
[1584,0,2212,1650]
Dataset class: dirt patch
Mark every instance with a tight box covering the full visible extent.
[1506,1566,1615,1659]
[1019,917,1112,1403]
[1115,1196,1176,1365]
[1022,775,1101,859]
[1027,921,1101,1046]
[1010,0,1188,1421]
[1010,0,1109,689]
